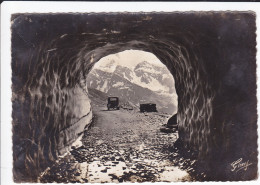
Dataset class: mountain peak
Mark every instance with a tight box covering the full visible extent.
[91,59,175,94]
[135,60,152,69]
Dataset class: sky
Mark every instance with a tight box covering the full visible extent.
[93,50,165,71]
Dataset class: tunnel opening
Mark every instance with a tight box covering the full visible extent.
[68,50,187,183]
[12,35,214,182]
[86,49,178,116]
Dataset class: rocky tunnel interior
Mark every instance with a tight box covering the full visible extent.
[11,13,257,181]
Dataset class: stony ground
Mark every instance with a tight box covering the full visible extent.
[40,104,205,183]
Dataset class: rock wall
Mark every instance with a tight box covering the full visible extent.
[12,32,93,181]
[11,13,257,181]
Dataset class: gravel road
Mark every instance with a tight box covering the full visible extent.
[40,104,203,183]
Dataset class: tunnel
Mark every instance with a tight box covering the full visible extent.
[11,13,257,181]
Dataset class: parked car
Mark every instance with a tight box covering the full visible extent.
[140,103,157,112]
[107,97,120,110]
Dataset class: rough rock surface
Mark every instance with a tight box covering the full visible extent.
[40,104,204,182]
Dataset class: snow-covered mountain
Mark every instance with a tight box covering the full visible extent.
[95,60,176,95]
[86,60,178,114]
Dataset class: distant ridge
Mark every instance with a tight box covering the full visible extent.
[87,61,177,115]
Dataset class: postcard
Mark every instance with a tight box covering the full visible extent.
[1,2,260,184]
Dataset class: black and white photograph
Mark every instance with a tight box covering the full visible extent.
[1,2,260,184]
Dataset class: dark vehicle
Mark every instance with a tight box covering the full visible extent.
[107,97,120,110]
[140,103,157,112]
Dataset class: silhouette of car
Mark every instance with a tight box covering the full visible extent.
[140,103,157,112]
[107,97,120,110]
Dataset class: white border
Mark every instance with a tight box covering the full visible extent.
[1,1,260,185]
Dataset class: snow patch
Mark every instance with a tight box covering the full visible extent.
[162,73,171,80]
[98,81,108,93]
[130,74,170,93]
[159,166,190,182]
[119,87,130,90]
[71,134,83,148]
[75,162,88,182]
[87,161,129,183]
[113,82,124,88]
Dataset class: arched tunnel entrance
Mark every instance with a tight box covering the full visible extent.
[11,13,257,182]
[12,34,215,183]
[65,49,182,182]
[87,49,178,115]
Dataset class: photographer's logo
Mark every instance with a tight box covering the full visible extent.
[231,158,252,173]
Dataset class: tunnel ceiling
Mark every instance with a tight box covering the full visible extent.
[12,12,257,181]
